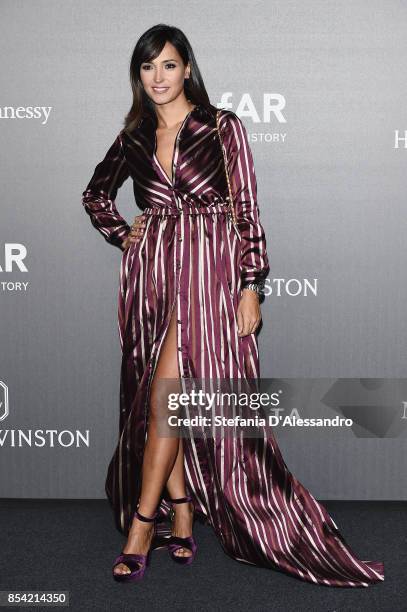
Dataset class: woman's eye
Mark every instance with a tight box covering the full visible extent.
[141,63,177,71]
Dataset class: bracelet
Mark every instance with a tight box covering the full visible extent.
[242,281,265,296]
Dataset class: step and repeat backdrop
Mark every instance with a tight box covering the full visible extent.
[1,1,406,499]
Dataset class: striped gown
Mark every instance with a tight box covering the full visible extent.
[82,103,384,587]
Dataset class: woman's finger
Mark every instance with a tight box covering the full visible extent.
[133,214,146,225]
[131,216,146,236]
[237,309,245,335]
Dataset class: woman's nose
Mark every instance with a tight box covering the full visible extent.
[153,69,164,83]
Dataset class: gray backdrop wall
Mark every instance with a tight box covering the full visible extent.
[1,0,406,499]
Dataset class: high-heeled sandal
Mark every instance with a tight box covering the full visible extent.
[167,495,197,565]
[112,508,158,582]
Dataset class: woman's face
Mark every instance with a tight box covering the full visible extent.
[140,41,190,106]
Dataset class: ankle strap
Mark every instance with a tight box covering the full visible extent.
[168,495,192,504]
[135,508,158,522]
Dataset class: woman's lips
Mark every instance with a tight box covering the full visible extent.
[152,87,169,93]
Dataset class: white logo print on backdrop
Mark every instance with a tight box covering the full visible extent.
[0,380,9,421]
[0,380,90,448]
[218,93,287,144]
[0,243,29,292]
[0,106,52,125]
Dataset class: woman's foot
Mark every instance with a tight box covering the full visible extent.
[113,514,155,576]
[171,500,194,558]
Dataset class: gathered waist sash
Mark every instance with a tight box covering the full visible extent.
[142,200,231,217]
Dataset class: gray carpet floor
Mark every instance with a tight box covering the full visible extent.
[0,500,404,612]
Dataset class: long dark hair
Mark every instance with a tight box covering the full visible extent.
[123,24,212,133]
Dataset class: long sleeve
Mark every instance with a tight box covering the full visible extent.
[220,111,270,290]
[81,131,132,251]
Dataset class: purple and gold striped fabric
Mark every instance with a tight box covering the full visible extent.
[82,104,384,587]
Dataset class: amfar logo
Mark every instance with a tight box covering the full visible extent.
[0,380,90,448]
[218,93,287,144]
[0,244,29,292]
[0,106,52,125]
[218,93,287,124]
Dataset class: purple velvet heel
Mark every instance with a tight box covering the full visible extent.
[167,495,197,565]
[112,508,158,583]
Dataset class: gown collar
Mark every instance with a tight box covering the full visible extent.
[126,103,217,185]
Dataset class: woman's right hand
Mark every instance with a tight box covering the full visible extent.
[123,214,147,250]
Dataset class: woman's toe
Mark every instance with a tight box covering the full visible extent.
[114,563,130,574]
[175,547,191,557]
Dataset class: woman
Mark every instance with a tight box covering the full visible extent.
[82,24,384,586]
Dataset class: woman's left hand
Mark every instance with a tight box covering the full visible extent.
[237,289,262,336]
[122,214,147,250]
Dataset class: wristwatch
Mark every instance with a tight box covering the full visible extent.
[241,280,265,297]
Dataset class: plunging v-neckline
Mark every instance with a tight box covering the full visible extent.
[153,105,197,186]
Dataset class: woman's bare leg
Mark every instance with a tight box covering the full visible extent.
[114,308,185,575]
[166,437,195,557]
